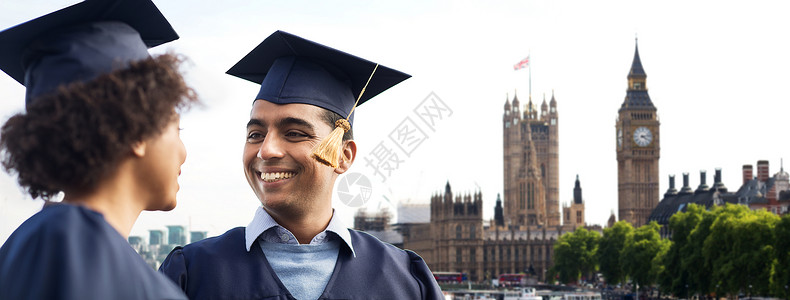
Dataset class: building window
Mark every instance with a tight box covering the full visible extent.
[470,225,476,239]
[470,248,476,263]
[515,247,519,262]
[457,248,462,263]
[577,211,582,224]
[456,225,462,239]
[541,164,546,179]
[530,246,535,261]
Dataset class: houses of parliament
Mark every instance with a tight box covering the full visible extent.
[394,42,660,283]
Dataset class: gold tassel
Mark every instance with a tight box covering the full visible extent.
[311,63,379,168]
[311,119,350,168]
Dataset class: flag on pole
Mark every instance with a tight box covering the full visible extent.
[513,56,530,70]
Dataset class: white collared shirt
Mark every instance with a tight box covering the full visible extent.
[244,206,356,257]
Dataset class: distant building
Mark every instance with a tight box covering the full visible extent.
[128,236,145,254]
[190,231,207,243]
[606,211,617,228]
[167,225,186,246]
[401,182,559,282]
[561,175,586,231]
[733,161,790,214]
[648,170,731,238]
[648,161,790,238]
[503,90,560,228]
[353,208,402,248]
[149,230,164,246]
[616,40,661,228]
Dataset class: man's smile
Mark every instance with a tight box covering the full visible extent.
[259,171,296,182]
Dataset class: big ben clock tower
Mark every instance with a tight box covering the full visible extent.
[616,40,660,227]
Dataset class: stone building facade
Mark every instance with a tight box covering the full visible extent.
[503,92,560,228]
[401,182,558,282]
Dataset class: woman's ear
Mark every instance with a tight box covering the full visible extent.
[335,139,357,174]
[131,141,147,158]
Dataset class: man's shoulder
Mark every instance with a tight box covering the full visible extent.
[347,229,416,259]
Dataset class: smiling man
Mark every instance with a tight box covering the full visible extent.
[159,31,443,300]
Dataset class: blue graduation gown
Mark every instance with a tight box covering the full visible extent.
[159,227,443,300]
[0,204,187,300]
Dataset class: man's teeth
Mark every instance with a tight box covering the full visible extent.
[260,172,296,182]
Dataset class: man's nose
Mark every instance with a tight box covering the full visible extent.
[257,135,285,160]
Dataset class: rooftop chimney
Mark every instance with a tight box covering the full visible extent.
[757,160,770,182]
[743,165,753,185]
[696,170,710,194]
[712,168,727,192]
[665,175,678,196]
[679,172,693,194]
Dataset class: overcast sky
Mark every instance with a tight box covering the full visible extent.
[2,0,789,245]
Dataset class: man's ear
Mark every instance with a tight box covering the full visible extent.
[335,139,356,174]
[131,141,147,158]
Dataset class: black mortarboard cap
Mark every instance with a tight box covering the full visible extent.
[226,30,411,126]
[0,0,179,106]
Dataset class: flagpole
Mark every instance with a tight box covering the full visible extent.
[528,52,532,101]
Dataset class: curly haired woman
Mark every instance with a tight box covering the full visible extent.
[0,0,198,299]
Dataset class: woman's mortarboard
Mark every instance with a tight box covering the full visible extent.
[226,30,411,168]
[0,0,179,106]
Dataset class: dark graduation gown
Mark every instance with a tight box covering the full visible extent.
[0,204,187,300]
[159,227,443,300]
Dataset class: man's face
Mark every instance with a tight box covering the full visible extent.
[243,100,346,215]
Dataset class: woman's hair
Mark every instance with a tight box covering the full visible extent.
[0,53,199,200]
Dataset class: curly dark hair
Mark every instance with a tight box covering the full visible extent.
[0,53,198,200]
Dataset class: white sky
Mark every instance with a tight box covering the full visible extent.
[2,0,789,245]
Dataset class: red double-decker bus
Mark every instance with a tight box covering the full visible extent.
[498,273,526,287]
[432,271,464,283]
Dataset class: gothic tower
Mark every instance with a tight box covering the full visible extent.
[615,40,661,227]
[429,182,484,280]
[562,175,586,231]
[503,92,560,228]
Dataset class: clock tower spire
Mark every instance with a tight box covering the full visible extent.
[615,39,660,227]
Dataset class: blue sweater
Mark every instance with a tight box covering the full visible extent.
[260,240,340,300]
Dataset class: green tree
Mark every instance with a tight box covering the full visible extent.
[772,214,790,298]
[704,204,779,297]
[622,222,667,293]
[598,220,633,286]
[552,227,600,284]
[682,204,717,298]
[657,204,706,297]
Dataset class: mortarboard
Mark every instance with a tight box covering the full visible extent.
[226,30,411,168]
[226,30,410,126]
[0,0,179,106]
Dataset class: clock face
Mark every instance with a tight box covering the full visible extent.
[617,128,623,148]
[633,126,653,147]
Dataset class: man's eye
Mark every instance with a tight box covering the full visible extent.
[247,132,264,141]
[285,131,308,138]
